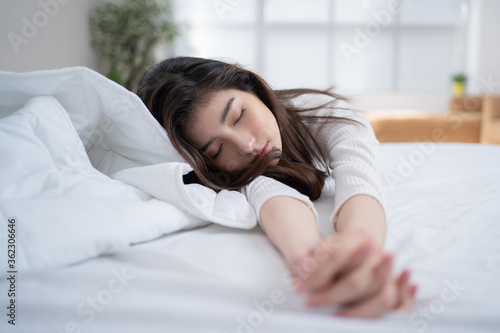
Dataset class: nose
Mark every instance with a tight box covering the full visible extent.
[235,133,255,155]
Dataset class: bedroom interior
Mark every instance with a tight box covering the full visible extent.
[0,1,499,332]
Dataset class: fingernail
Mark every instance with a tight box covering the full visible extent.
[410,285,418,297]
[403,271,410,284]
[401,270,411,285]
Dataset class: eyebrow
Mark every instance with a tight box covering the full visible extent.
[200,97,235,153]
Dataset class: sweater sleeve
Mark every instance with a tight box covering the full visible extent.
[240,175,318,226]
[301,95,386,230]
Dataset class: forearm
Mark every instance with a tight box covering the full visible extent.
[259,196,321,265]
[335,194,387,247]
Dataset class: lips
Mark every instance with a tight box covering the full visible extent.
[253,142,269,162]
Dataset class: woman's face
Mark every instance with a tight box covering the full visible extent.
[184,89,282,172]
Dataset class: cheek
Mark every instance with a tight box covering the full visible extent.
[214,154,244,173]
[256,112,279,141]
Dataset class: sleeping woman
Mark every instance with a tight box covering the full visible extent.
[136,56,417,318]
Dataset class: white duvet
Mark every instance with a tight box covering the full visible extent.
[0,67,257,272]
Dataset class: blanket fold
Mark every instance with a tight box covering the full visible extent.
[0,67,257,271]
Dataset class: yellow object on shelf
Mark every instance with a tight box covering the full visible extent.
[453,81,465,96]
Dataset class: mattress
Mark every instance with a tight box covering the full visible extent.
[1,142,499,333]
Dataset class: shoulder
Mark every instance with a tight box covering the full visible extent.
[287,93,369,128]
[287,92,339,111]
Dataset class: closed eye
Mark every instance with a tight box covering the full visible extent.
[212,143,223,159]
[234,108,245,125]
[213,108,245,159]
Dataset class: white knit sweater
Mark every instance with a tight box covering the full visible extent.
[241,94,385,231]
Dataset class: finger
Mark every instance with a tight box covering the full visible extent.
[369,254,394,298]
[411,284,418,297]
[307,254,392,307]
[341,244,375,273]
[398,269,410,284]
[396,269,410,306]
[298,235,373,291]
[398,285,416,311]
[396,271,416,311]
[302,242,372,292]
[333,274,399,318]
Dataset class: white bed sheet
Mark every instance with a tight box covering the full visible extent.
[1,142,499,333]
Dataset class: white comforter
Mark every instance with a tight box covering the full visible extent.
[0,67,257,272]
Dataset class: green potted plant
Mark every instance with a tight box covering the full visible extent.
[452,73,467,96]
[89,0,178,91]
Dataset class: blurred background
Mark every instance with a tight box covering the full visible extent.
[1,0,499,112]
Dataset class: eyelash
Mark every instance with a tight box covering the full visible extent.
[212,143,223,159]
[212,108,246,159]
[234,108,245,125]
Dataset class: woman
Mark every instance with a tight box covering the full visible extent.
[137,56,417,318]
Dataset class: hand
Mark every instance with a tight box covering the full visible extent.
[288,229,417,318]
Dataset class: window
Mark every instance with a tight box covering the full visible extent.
[171,0,469,92]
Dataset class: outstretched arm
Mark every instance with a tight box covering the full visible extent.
[259,195,321,266]
[258,192,415,318]
[335,194,387,247]
[259,194,386,265]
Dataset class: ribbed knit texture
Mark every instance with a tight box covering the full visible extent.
[241,175,319,222]
[242,95,385,230]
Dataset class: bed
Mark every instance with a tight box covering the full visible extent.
[1,68,499,333]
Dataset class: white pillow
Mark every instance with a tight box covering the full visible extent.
[0,66,182,174]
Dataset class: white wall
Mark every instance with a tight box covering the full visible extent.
[0,0,498,112]
[346,91,451,113]
[465,0,500,96]
[331,0,500,113]
[0,0,100,72]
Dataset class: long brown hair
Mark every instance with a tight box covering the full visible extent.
[137,56,362,200]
